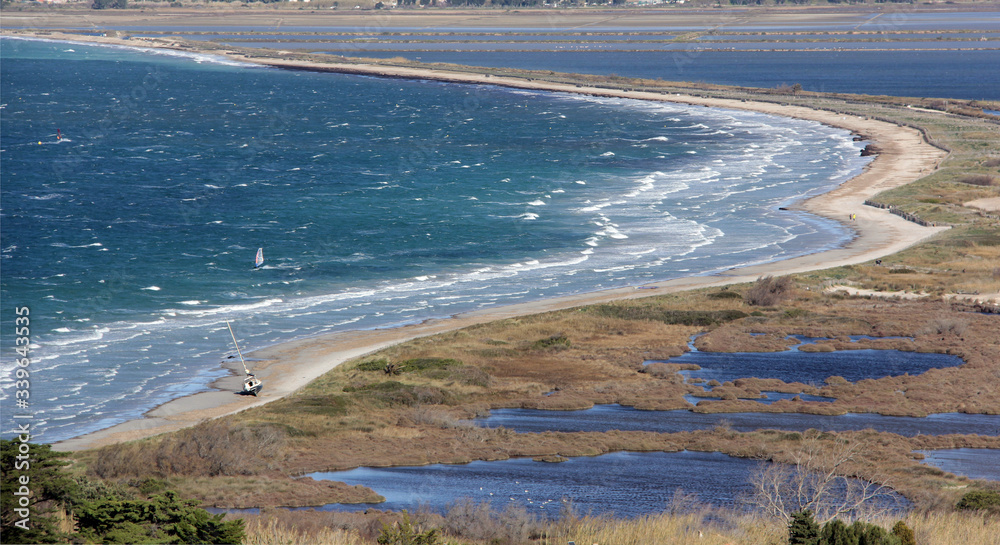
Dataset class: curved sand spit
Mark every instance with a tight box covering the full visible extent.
[29,32,953,451]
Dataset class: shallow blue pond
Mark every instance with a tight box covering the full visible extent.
[916,449,1000,481]
[649,341,964,386]
[306,450,908,519]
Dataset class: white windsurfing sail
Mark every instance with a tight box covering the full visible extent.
[254,248,264,268]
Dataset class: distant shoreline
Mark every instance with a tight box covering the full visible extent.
[13,30,949,452]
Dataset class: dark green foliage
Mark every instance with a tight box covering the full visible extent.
[357,359,391,372]
[816,518,901,545]
[820,519,851,545]
[956,489,1000,511]
[708,290,744,299]
[2,440,243,544]
[1,440,76,543]
[358,358,463,375]
[845,520,899,545]
[283,394,350,416]
[135,477,169,495]
[530,334,571,351]
[788,510,819,545]
[377,513,441,545]
[355,381,449,407]
[783,308,809,319]
[891,520,915,545]
[588,304,748,326]
[72,476,135,504]
[75,491,244,544]
[400,358,462,372]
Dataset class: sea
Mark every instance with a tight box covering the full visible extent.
[4,36,875,444]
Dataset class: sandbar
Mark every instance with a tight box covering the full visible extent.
[24,31,950,452]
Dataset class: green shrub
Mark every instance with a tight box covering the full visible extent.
[357,359,391,372]
[784,308,809,319]
[75,491,244,545]
[956,489,1000,511]
[355,381,450,407]
[708,290,743,299]
[530,334,571,351]
[819,518,848,545]
[788,510,819,545]
[401,357,462,371]
[135,477,168,495]
[588,305,748,326]
[891,520,915,545]
[817,519,901,545]
[290,395,351,416]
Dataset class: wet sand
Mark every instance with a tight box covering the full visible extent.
[26,30,951,452]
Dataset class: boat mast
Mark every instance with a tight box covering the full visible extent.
[226,320,251,376]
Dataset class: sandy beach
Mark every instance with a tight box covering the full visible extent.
[26,31,952,452]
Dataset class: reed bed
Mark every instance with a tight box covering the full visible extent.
[242,517,366,545]
[240,509,1000,545]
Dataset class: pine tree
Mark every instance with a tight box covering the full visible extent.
[788,510,820,545]
[1,440,76,544]
[820,518,853,545]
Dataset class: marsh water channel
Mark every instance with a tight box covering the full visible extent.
[304,451,909,520]
[301,342,995,518]
[916,449,1000,481]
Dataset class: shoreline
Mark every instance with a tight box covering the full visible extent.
[22,31,951,452]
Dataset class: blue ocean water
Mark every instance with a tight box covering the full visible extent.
[0,37,870,444]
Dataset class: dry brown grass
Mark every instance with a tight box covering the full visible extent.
[239,503,1000,545]
[549,511,784,545]
[170,474,382,509]
[242,516,366,545]
[237,507,1000,545]
[89,420,288,479]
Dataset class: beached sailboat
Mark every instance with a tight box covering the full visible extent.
[254,247,264,269]
[227,320,263,396]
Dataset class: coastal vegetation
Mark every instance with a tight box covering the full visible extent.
[2,16,998,544]
[0,440,246,544]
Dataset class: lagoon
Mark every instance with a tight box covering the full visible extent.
[652,343,965,386]
[916,449,1000,481]
[475,404,1000,437]
[306,450,908,519]
[342,49,1000,101]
